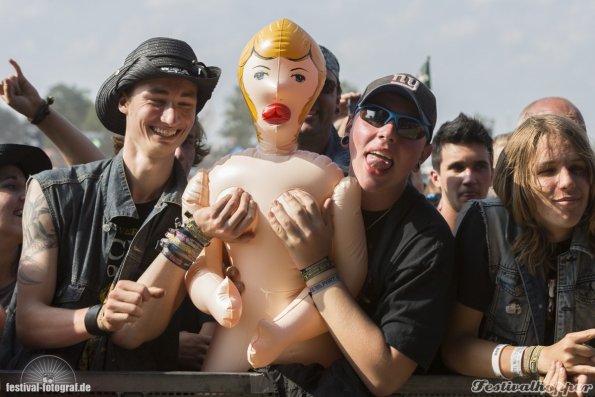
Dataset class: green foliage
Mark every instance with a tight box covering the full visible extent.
[217,86,256,150]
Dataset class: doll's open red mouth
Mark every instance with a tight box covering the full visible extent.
[262,103,291,125]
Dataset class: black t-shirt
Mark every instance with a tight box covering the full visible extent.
[456,202,566,345]
[357,184,455,370]
[455,206,493,311]
[259,184,456,396]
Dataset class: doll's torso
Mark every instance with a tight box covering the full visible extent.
[203,148,344,371]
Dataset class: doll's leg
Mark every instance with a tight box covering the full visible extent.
[185,242,242,328]
[247,287,326,368]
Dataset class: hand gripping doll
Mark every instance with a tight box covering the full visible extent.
[184,18,367,371]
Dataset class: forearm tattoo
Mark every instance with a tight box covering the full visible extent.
[18,186,58,285]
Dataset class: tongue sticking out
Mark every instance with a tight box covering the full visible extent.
[262,103,291,125]
[366,153,393,170]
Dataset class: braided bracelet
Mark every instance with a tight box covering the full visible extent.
[183,211,212,247]
[301,257,334,282]
[30,96,54,125]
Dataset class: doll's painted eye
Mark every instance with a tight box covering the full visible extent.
[254,71,268,80]
[291,73,305,83]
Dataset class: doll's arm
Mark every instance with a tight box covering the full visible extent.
[182,170,247,328]
[329,176,367,295]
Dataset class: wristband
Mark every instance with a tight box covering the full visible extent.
[510,346,527,378]
[522,345,536,377]
[301,257,334,282]
[308,274,339,295]
[30,96,54,125]
[529,345,544,376]
[491,344,509,379]
[84,304,111,336]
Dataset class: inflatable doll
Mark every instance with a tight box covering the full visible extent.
[184,18,367,371]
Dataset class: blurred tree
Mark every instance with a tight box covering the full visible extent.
[217,86,255,150]
[47,83,112,156]
[0,106,27,143]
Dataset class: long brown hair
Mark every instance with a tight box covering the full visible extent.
[493,114,595,272]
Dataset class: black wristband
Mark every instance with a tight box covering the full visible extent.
[30,96,54,125]
[84,304,110,336]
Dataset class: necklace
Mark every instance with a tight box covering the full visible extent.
[366,207,392,231]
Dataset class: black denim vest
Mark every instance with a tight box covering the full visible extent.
[470,199,595,346]
[1,153,186,370]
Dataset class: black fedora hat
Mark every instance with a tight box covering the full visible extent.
[0,144,52,176]
[95,37,221,135]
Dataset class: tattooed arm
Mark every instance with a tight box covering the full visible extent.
[16,179,90,349]
[17,179,168,350]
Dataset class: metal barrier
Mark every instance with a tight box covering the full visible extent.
[0,372,592,396]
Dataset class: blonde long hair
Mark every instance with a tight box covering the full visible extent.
[237,18,326,126]
[493,114,595,272]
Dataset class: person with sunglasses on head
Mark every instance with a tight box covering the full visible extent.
[257,73,455,396]
[298,46,350,175]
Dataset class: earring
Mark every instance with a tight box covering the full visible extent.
[340,135,349,147]
[414,162,421,171]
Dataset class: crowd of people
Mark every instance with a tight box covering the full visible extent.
[0,20,593,397]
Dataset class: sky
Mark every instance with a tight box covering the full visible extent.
[1,0,594,144]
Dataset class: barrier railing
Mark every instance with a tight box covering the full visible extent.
[1,372,592,396]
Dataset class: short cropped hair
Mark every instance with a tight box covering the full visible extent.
[431,113,493,172]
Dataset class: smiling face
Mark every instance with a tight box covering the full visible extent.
[349,92,431,210]
[241,54,319,152]
[0,164,27,244]
[531,132,590,242]
[119,76,198,159]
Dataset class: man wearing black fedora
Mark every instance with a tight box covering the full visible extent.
[0,37,237,370]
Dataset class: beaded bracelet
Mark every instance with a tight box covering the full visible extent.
[84,303,111,336]
[301,257,334,282]
[158,213,211,271]
[30,96,54,125]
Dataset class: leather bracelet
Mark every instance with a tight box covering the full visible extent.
[30,96,54,125]
[301,257,334,282]
[84,304,110,336]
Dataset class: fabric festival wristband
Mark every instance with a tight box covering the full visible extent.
[309,274,339,296]
[491,344,509,379]
[522,345,536,377]
[301,257,334,282]
[529,345,544,376]
[510,346,527,378]
[84,304,111,336]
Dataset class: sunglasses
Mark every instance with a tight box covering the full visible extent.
[355,104,430,140]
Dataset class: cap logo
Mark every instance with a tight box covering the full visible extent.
[390,74,419,91]
[159,66,191,76]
